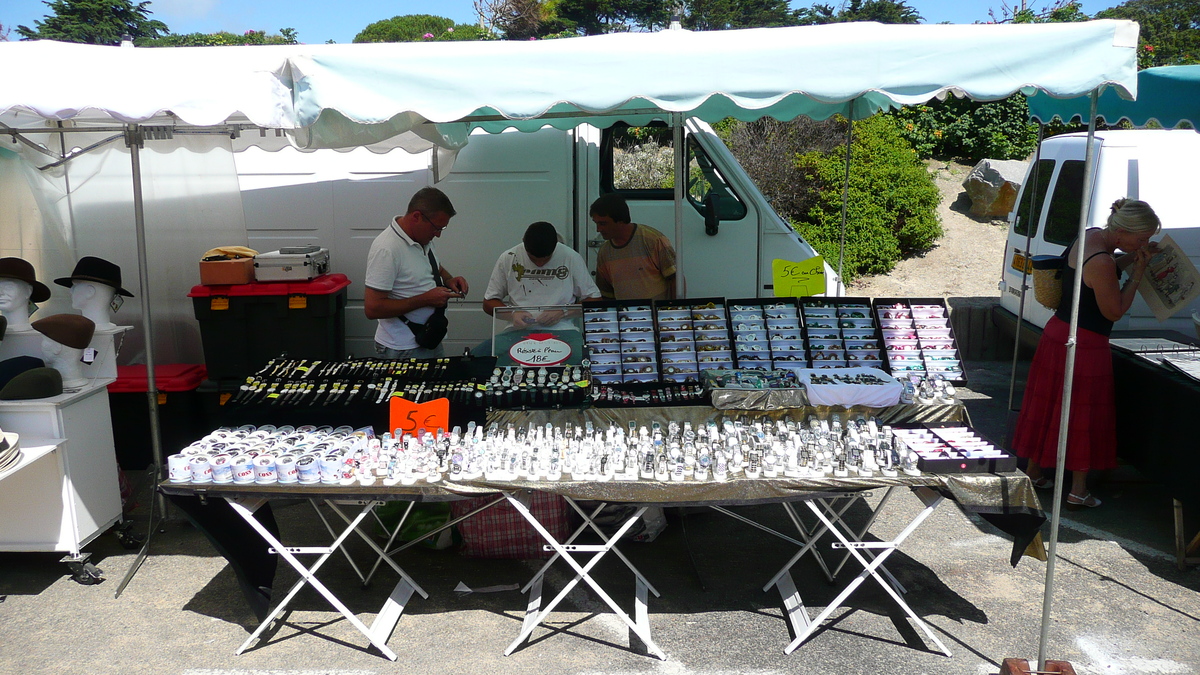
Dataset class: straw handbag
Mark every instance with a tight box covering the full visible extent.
[1031,255,1066,310]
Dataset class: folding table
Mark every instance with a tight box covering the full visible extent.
[160,481,503,660]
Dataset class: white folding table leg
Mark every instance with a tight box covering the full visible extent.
[325,501,428,600]
[227,498,399,661]
[563,497,660,597]
[783,490,950,657]
[758,496,860,592]
[521,500,609,594]
[503,494,666,660]
[310,499,367,583]
[363,501,414,587]
[812,493,907,595]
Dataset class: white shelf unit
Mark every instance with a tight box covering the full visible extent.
[0,381,122,558]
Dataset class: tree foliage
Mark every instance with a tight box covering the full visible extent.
[797,0,922,24]
[889,95,1040,162]
[474,0,575,39]
[792,116,942,280]
[139,28,298,47]
[682,0,799,30]
[17,0,168,45]
[553,0,671,34]
[1096,0,1200,66]
[354,14,493,43]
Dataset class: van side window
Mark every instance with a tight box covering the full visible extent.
[1044,160,1086,246]
[686,137,747,221]
[1015,159,1055,237]
[601,123,674,197]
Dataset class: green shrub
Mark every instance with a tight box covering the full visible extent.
[889,95,1039,162]
[793,115,941,280]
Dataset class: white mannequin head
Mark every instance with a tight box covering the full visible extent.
[0,279,34,331]
[70,281,117,330]
[40,336,87,389]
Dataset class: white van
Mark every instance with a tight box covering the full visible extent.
[996,129,1200,343]
[234,119,826,356]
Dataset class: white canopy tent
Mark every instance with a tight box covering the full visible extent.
[0,21,1139,604]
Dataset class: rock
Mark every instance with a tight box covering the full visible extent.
[962,159,1028,218]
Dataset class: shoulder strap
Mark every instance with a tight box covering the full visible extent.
[1082,250,1113,267]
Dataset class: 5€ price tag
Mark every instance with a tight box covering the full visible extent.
[772,256,826,297]
[389,396,450,437]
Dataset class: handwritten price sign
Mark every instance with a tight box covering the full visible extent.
[772,256,826,297]
[389,396,450,437]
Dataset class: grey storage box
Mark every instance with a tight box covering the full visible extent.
[254,246,330,282]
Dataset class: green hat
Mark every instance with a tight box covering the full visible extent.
[0,367,64,400]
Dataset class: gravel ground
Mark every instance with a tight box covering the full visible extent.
[849,159,1015,299]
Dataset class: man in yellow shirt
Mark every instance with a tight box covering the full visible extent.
[590,194,677,300]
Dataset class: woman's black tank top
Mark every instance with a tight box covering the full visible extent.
[1054,243,1117,336]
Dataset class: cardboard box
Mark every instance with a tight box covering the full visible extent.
[199,257,254,285]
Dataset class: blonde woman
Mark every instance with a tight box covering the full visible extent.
[1012,198,1160,509]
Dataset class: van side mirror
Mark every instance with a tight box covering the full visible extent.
[703,193,720,236]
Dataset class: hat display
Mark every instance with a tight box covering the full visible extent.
[54,256,134,297]
[0,257,51,303]
[0,356,45,391]
[0,367,64,400]
[32,314,95,350]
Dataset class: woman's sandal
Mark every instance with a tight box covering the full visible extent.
[1031,477,1054,490]
[1066,492,1102,510]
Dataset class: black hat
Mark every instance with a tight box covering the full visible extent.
[32,314,95,350]
[0,367,63,400]
[0,356,44,391]
[54,256,134,297]
[0,257,51,304]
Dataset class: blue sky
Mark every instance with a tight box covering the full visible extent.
[4,1,1124,44]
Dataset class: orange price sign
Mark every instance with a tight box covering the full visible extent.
[388,396,450,437]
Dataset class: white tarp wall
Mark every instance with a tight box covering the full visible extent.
[1,134,247,364]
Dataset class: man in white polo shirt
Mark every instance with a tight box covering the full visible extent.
[364,187,469,359]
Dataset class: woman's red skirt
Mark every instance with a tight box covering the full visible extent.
[1010,315,1117,472]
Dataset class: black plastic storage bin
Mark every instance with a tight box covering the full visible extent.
[189,273,350,382]
[108,364,208,470]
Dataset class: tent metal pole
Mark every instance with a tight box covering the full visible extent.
[673,113,685,299]
[837,103,854,296]
[1007,122,1046,414]
[126,124,167,504]
[113,123,168,600]
[1037,90,1099,671]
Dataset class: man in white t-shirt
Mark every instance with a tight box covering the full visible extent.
[364,187,469,359]
[483,221,600,327]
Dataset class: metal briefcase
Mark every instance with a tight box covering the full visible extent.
[253,246,331,282]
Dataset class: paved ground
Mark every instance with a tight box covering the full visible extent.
[1,360,1198,675]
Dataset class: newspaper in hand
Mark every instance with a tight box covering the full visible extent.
[1138,234,1200,322]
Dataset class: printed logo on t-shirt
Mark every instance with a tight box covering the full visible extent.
[513,262,570,282]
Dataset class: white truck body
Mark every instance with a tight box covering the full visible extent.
[998,129,1200,337]
[236,120,824,356]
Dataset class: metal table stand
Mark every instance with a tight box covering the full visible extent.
[503,492,667,660]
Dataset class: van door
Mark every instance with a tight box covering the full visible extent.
[586,121,823,299]
[999,138,1093,329]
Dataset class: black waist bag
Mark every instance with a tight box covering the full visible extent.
[400,250,449,350]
